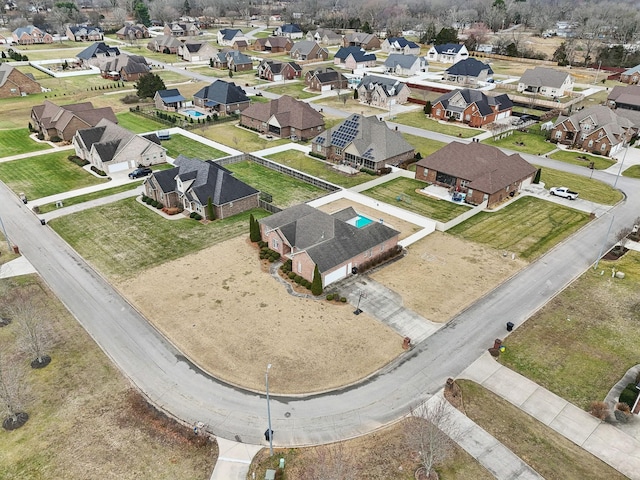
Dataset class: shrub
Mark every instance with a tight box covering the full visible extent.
[294,275,302,284]
[326,294,334,301]
[258,240,267,248]
[121,94,139,104]
[272,252,280,261]
[190,212,197,218]
[616,402,631,413]
[340,297,347,302]
[288,272,296,279]
[589,401,609,421]
[194,213,203,221]
[615,409,631,423]
[90,166,107,176]
[619,383,639,408]
[155,202,163,209]
[50,135,62,143]
[150,200,158,207]
[141,194,148,202]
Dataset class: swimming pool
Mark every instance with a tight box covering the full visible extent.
[183,109,205,118]
[348,215,374,228]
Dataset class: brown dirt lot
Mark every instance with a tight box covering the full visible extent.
[119,236,404,395]
[371,232,527,323]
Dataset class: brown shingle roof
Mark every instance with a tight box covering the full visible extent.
[415,142,536,194]
[241,95,324,130]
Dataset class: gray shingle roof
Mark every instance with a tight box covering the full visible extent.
[445,57,493,77]
[519,66,571,88]
[554,105,635,134]
[357,74,407,97]
[77,42,119,60]
[334,46,376,62]
[434,43,464,54]
[383,54,420,69]
[193,80,249,105]
[434,88,512,117]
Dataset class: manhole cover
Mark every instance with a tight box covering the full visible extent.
[284,412,291,418]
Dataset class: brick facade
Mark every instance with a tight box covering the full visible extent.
[0,67,40,97]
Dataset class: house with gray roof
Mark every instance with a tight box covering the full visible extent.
[517,66,573,97]
[217,28,246,46]
[259,203,400,287]
[306,28,342,45]
[274,23,303,39]
[163,21,200,37]
[154,88,186,111]
[193,80,250,115]
[550,105,636,156]
[334,46,377,70]
[415,142,536,208]
[444,58,493,85]
[252,36,293,53]
[240,95,324,140]
[431,88,512,127]
[12,25,52,44]
[144,155,259,219]
[311,113,415,171]
[116,24,149,41]
[212,50,253,71]
[30,100,118,142]
[99,54,149,81]
[66,24,103,42]
[620,64,640,85]
[289,40,328,61]
[257,59,302,81]
[0,63,41,97]
[426,43,468,64]
[178,41,217,62]
[304,67,348,92]
[356,75,410,109]
[73,118,166,174]
[76,42,120,66]
[381,37,421,55]
[147,35,181,54]
[342,32,380,50]
[606,85,640,128]
[383,54,428,76]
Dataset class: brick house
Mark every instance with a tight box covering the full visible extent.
[73,119,166,174]
[414,142,537,208]
[517,66,573,97]
[12,25,53,44]
[550,105,636,156]
[30,100,117,142]
[66,25,103,42]
[240,95,325,140]
[100,55,150,81]
[383,54,428,76]
[193,80,250,115]
[356,75,411,109]
[76,42,121,67]
[304,67,348,92]
[306,28,342,45]
[257,60,302,81]
[144,155,259,219]
[620,65,640,85]
[289,40,329,61]
[164,21,200,37]
[147,35,181,54]
[259,203,400,287]
[342,32,380,50]
[431,88,513,127]
[311,113,415,171]
[0,63,41,97]
[116,24,149,40]
[606,85,640,128]
[334,46,377,70]
[212,50,253,71]
[252,36,293,53]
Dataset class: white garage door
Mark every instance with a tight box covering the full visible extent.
[321,84,331,92]
[323,265,348,286]
[496,112,510,120]
[108,162,129,173]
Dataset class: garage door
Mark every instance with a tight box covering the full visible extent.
[323,265,348,286]
[321,84,331,92]
[496,112,509,120]
[108,162,129,173]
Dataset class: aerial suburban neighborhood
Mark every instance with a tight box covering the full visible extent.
[2,1,640,479]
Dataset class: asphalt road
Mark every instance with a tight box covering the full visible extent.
[1,137,638,447]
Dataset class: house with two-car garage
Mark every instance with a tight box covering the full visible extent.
[259,203,400,287]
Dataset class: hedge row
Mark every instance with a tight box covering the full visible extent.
[141,194,163,209]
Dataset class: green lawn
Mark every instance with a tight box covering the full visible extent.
[623,165,640,178]
[265,150,373,188]
[448,196,590,260]
[362,178,470,222]
[500,251,640,409]
[115,112,168,134]
[161,133,229,159]
[537,165,623,205]
[0,151,109,199]
[549,150,616,170]
[50,200,269,281]
[484,131,556,155]
[402,133,447,157]
[224,161,326,208]
[0,128,51,157]
[459,380,626,480]
[36,181,143,214]
[262,82,318,99]
[393,112,480,138]
[203,123,289,152]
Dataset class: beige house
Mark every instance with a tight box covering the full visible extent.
[517,66,574,98]
[31,100,117,142]
[356,75,410,109]
[178,41,217,62]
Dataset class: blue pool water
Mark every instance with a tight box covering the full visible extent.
[352,215,374,228]
[183,109,205,118]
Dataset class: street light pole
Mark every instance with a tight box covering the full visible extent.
[594,214,615,271]
[614,143,629,188]
[265,363,273,456]
[0,215,11,251]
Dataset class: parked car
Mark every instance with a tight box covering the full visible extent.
[128,167,152,179]
[550,186,579,200]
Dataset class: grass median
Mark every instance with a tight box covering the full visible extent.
[0,128,51,157]
[35,181,142,214]
[538,165,623,205]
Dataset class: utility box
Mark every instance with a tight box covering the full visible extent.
[279,458,285,469]
[265,469,276,480]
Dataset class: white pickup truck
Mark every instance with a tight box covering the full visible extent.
[550,186,579,200]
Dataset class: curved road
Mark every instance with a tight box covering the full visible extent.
[1,144,638,447]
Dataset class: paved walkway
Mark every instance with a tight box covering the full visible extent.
[0,144,74,163]
[210,438,263,480]
[0,255,37,278]
[429,392,543,480]
[459,353,640,480]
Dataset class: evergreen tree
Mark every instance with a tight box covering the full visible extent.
[183,0,191,15]
[435,27,459,46]
[423,101,432,115]
[311,264,323,296]
[249,214,261,242]
[353,88,358,100]
[135,73,166,98]
[206,196,215,220]
[533,168,541,184]
[134,1,151,27]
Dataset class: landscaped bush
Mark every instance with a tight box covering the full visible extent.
[193,213,203,221]
[90,166,107,176]
[360,167,376,176]
[68,155,89,167]
[190,212,197,218]
[340,297,347,302]
[155,202,163,209]
[258,241,267,248]
[288,272,296,279]
[326,293,334,301]
[619,383,639,408]
[50,135,62,143]
[309,152,326,160]
[294,275,302,284]
[121,94,139,104]
[589,401,610,420]
[141,194,148,202]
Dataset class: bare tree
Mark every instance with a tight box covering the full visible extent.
[299,441,359,479]
[8,288,54,368]
[0,352,30,430]
[405,398,457,479]
[616,227,632,251]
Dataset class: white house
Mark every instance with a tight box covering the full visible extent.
[426,43,468,64]
[517,66,574,98]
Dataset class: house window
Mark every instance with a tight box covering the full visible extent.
[465,114,471,121]
[555,131,562,139]
[435,108,441,116]
[335,147,342,155]
[317,144,322,152]
[460,180,469,188]
[601,143,607,151]
[297,261,302,273]
[588,140,593,148]
[272,238,279,249]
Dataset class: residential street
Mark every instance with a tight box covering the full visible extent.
[1,143,637,447]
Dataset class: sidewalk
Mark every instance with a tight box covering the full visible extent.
[210,438,263,480]
[0,256,37,279]
[459,353,640,480]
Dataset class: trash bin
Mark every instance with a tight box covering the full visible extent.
[40,219,46,226]
[12,245,19,254]
[506,322,514,332]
